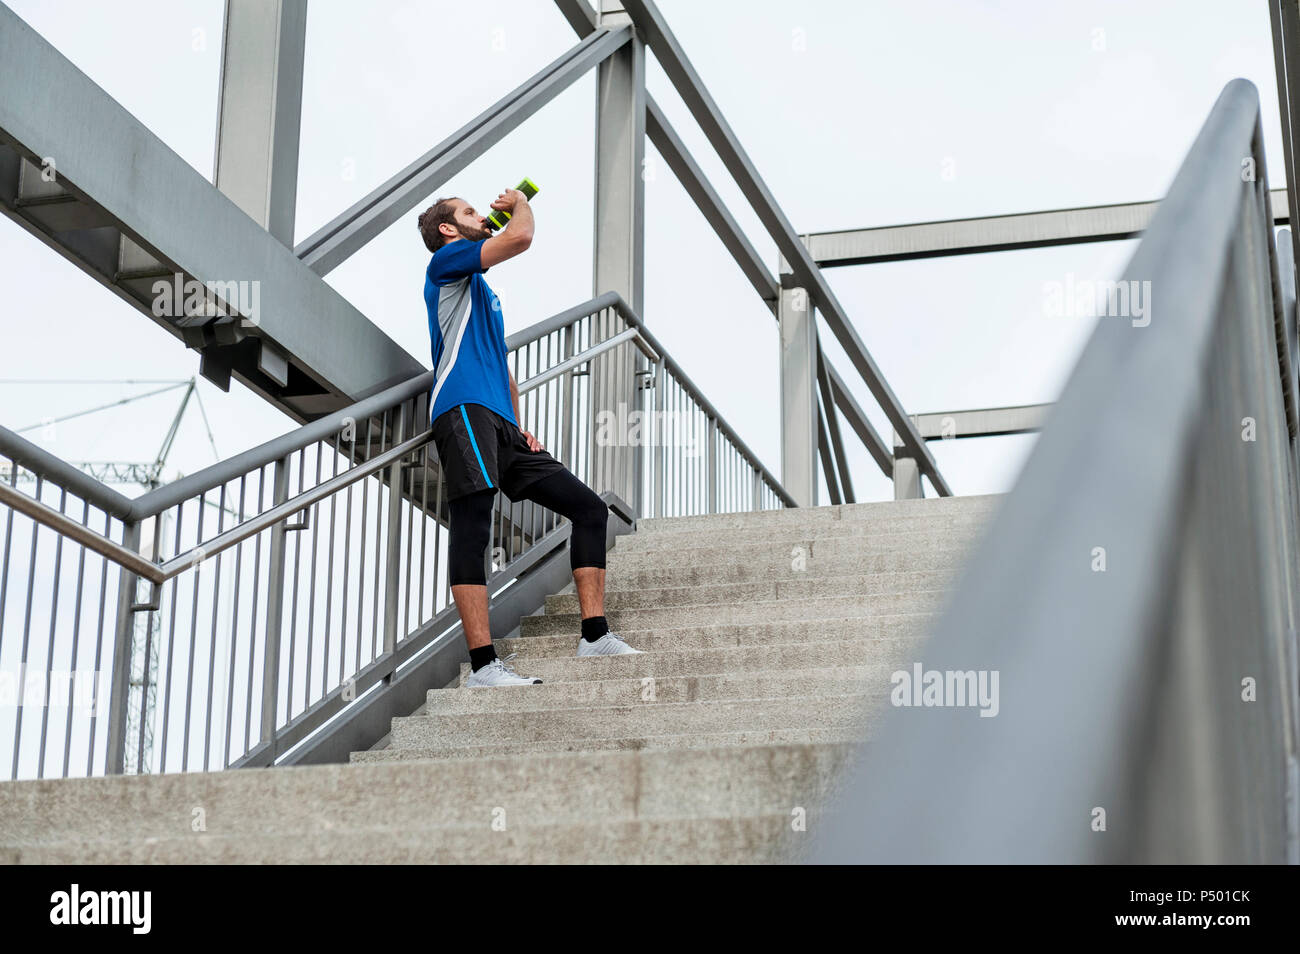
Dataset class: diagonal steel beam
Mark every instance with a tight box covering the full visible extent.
[824,359,893,475]
[295,25,631,276]
[620,0,948,495]
[555,0,599,34]
[815,394,842,506]
[816,344,854,503]
[555,0,903,489]
[645,96,778,305]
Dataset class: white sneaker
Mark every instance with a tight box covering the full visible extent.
[577,631,644,656]
[465,653,543,687]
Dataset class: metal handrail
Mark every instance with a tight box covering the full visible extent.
[512,291,795,512]
[1,287,793,779]
[0,324,664,584]
[1,291,791,529]
[516,325,658,393]
[595,293,796,508]
[0,480,158,579]
[813,78,1300,863]
[0,426,136,520]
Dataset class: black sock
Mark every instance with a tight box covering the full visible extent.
[581,615,609,643]
[469,643,498,672]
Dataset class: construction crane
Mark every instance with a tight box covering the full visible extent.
[2,377,224,773]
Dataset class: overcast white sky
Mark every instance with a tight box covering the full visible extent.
[0,0,1286,503]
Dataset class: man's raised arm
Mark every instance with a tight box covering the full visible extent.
[481,189,534,269]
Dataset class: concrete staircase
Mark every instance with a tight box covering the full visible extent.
[0,493,999,864]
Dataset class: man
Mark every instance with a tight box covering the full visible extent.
[417,188,642,688]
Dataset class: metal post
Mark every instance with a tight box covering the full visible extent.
[653,359,666,518]
[779,264,818,506]
[591,1,645,502]
[706,416,718,513]
[382,403,407,663]
[213,0,308,247]
[592,0,646,316]
[634,358,647,517]
[892,425,922,500]
[561,322,576,469]
[893,456,922,500]
[260,456,290,753]
[104,521,141,774]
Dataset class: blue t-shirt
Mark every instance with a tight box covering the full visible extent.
[424,239,518,427]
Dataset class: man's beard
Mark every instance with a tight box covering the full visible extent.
[457,222,492,242]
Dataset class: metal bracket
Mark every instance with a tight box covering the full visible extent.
[130,578,162,613]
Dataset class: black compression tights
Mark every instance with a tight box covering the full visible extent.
[446,470,609,586]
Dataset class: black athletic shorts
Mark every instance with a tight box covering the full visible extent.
[430,402,568,501]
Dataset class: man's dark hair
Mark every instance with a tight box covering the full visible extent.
[417,197,461,253]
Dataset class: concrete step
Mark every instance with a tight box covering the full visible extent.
[0,491,993,865]
[355,727,872,762]
[614,510,989,553]
[603,546,971,589]
[839,493,1000,516]
[386,693,881,750]
[605,530,981,571]
[546,569,956,614]
[0,744,858,845]
[492,613,934,658]
[465,638,920,685]
[5,813,817,864]
[520,591,950,637]
[428,664,895,713]
[634,493,1001,534]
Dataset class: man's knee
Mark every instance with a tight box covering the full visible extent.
[568,490,608,570]
[572,490,608,531]
[448,490,495,585]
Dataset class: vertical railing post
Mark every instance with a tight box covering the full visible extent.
[706,416,718,513]
[561,322,576,469]
[382,402,407,664]
[653,360,665,519]
[752,468,762,512]
[633,358,647,517]
[260,455,290,755]
[104,520,141,775]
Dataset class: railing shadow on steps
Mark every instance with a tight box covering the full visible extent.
[0,292,794,781]
[811,78,1300,864]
